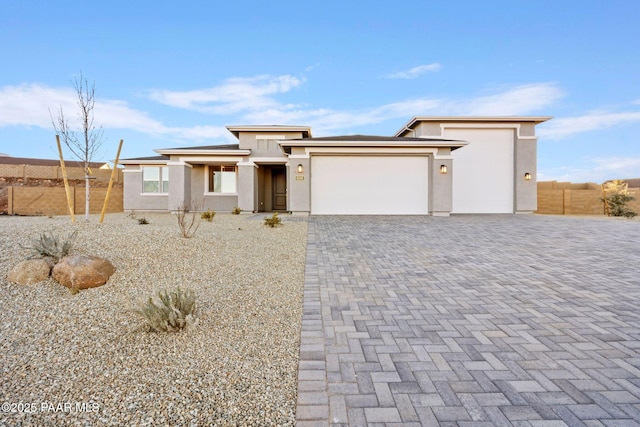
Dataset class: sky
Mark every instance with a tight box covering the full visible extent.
[0,0,638,183]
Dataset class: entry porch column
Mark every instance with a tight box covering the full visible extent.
[237,161,257,212]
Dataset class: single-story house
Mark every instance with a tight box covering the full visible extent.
[120,116,550,216]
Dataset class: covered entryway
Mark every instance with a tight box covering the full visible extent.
[257,164,287,212]
[310,156,429,215]
[271,166,287,211]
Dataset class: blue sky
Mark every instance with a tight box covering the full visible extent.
[1,0,638,183]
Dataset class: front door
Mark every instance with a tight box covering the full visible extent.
[272,167,287,211]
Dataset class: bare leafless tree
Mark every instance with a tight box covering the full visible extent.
[51,73,104,222]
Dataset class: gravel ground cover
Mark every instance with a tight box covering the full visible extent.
[0,212,307,426]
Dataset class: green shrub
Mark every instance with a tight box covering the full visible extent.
[138,217,149,225]
[231,207,242,215]
[135,287,197,332]
[606,194,637,217]
[602,180,637,218]
[25,231,77,262]
[264,212,282,228]
[200,209,216,222]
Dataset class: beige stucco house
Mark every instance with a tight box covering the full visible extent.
[120,116,550,216]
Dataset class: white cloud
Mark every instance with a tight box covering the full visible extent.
[0,84,76,128]
[454,83,563,115]
[0,83,229,141]
[539,110,640,139]
[240,83,561,134]
[163,125,230,140]
[161,72,447,132]
[96,100,230,140]
[539,156,640,183]
[383,63,442,79]
[242,98,443,132]
[147,75,304,115]
[1,79,559,137]
[0,80,564,144]
[594,156,640,174]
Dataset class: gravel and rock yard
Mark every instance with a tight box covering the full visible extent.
[0,212,307,426]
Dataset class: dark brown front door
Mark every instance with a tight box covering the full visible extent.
[272,167,287,211]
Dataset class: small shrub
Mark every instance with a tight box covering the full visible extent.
[176,202,201,238]
[200,209,216,222]
[134,287,197,332]
[607,194,637,218]
[264,212,282,228]
[138,217,149,225]
[231,207,242,215]
[602,180,637,218]
[25,231,77,262]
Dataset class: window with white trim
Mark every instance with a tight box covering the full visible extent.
[142,166,169,193]
[208,165,237,193]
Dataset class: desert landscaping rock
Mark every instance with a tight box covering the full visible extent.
[6,258,51,284]
[0,213,307,426]
[52,254,116,289]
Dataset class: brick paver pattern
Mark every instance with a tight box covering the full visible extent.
[296,215,640,426]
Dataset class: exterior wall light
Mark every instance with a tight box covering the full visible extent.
[297,164,304,174]
[439,165,448,174]
[524,172,532,181]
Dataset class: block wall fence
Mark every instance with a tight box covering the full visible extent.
[537,181,640,215]
[1,165,124,216]
[0,164,122,182]
[7,186,123,216]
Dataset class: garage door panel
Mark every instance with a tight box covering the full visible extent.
[445,129,514,214]
[311,156,428,215]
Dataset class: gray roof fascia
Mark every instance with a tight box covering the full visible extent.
[226,125,312,139]
[154,148,251,156]
[278,138,467,149]
[394,116,553,137]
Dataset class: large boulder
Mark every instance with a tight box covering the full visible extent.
[7,259,51,285]
[52,255,116,290]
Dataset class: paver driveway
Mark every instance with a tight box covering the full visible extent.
[296,215,640,426]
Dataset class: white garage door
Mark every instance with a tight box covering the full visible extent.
[311,156,428,214]
[444,128,514,214]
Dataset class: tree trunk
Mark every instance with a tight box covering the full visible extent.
[85,173,90,222]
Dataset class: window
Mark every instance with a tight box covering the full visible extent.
[142,166,169,193]
[208,165,237,193]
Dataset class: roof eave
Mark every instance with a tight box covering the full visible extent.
[154,149,251,156]
[395,116,554,137]
[225,125,312,139]
[119,159,169,165]
[278,140,468,148]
